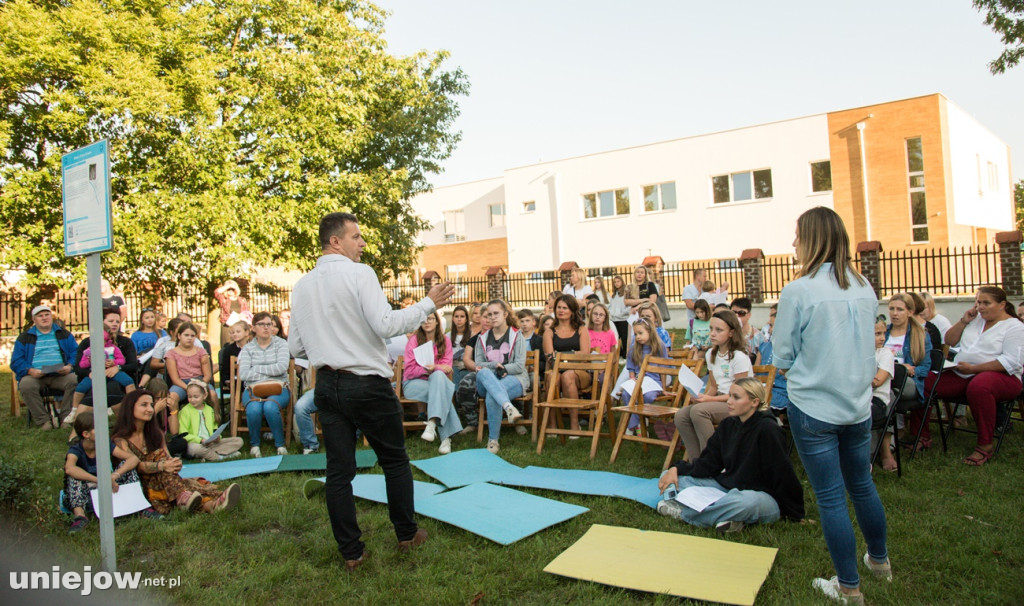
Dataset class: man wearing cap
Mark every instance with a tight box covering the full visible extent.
[11,305,79,429]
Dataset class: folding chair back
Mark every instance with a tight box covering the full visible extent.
[536,348,619,459]
[751,365,778,407]
[477,349,542,443]
[906,348,950,459]
[229,356,296,446]
[392,356,428,433]
[871,363,907,476]
[609,355,702,469]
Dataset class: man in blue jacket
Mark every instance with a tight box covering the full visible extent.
[11,305,78,429]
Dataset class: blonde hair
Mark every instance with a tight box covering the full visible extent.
[627,265,650,299]
[732,377,768,411]
[630,318,667,368]
[570,267,588,288]
[889,293,926,364]
[701,280,716,293]
[587,302,612,332]
[795,207,866,290]
[636,301,663,327]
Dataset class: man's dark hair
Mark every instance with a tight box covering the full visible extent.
[319,213,358,249]
[585,294,600,303]
[730,297,753,312]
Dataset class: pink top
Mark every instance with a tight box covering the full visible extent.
[403,334,454,381]
[588,328,618,354]
[166,347,206,381]
[80,334,126,368]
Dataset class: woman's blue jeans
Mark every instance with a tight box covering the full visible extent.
[660,476,780,528]
[788,404,888,589]
[243,388,291,448]
[475,368,524,440]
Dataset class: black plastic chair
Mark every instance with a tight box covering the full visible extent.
[941,386,1022,456]
[903,348,949,460]
[871,364,908,477]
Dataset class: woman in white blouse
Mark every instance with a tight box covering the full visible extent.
[917,286,1024,466]
[562,267,593,305]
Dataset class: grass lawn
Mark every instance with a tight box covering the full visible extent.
[2,368,1023,605]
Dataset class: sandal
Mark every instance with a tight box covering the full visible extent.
[952,417,969,429]
[964,447,993,467]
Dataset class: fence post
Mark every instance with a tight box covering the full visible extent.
[558,261,579,288]
[739,249,764,304]
[856,241,883,299]
[422,270,440,293]
[996,231,1023,297]
[486,266,506,301]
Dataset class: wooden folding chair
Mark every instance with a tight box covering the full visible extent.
[229,356,296,446]
[535,347,618,460]
[10,377,20,417]
[477,350,541,443]
[392,356,428,433]
[751,365,778,406]
[609,356,705,470]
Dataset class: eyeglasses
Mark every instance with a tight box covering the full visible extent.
[254,322,274,328]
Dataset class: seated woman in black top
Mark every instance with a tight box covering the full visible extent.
[656,377,804,533]
[542,295,591,433]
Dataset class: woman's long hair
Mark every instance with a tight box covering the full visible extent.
[795,207,866,290]
[112,389,165,453]
[414,311,447,358]
[450,305,471,345]
[555,294,583,330]
[710,310,745,364]
[889,293,926,364]
[978,285,1021,321]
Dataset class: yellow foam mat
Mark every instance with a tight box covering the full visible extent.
[544,524,777,606]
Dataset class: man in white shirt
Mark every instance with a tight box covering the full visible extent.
[289,212,453,572]
[682,269,706,323]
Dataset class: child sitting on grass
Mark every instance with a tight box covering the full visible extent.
[64,412,142,533]
[178,381,244,461]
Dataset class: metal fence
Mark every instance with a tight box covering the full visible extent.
[876,245,1001,298]
[1,285,293,337]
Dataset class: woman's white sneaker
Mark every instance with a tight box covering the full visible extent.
[438,438,452,454]
[486,440,500,454]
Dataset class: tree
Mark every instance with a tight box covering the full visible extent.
[1015,179,1024,232]
[975,0,1024,74]
[0,0,467,291]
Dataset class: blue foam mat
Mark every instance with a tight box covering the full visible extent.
[495,466,662,509]
[414,483,589,545]
[179,455,283,482]
[410,448,523,488]
[302,475,446,503]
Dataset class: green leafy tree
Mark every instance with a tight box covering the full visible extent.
[975,0,1024,73]
[1015,179,1024,232]
[0,0,467,291]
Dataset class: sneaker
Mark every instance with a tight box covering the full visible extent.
[862,553,892,581]
[397,528,428,554]
[811,577,864,605]
[515,425,528,435]
[302,447,319,455]
[421,421,437,442]
[505,405,523,424]
[62,409,78,427]
[344,553,365,572]
[656,499,685,518]
[438,438,452,455]
[214,483,241,512]
[459,425,477,436]
[715,520,746,534]
[487,439,500,454]
[218,452,241,461]
[69,515,89,533]
[249,446,261,458]
[176,491,203,512]
[277,446,288,456]
[138,507,164,520]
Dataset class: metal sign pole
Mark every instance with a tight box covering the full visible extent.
[87,253,117,572]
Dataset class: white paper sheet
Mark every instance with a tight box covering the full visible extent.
[413,341,435,367]
[675,485,727,512]
[677,363,705,398]
[618,377,663,399]
[89,482,151,519]
[202,422,230,445]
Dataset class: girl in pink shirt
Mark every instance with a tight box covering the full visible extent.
[402,312,461,454]
[587,303,618,354]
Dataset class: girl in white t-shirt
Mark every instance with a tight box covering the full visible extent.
[871,321,897,472]
[674,310,751,461]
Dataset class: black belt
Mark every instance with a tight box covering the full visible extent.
[319,366,354,375]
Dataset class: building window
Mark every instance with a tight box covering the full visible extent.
[489,203,505,228]
[810,161,832,193]
[582,188,629,219]
[446,264,467,278]
[443,210,465,243]
[522,200,536,213]
[711,169,772,204]
[906,137,928,243]
[643,182,677,212]
[988,162,999,191]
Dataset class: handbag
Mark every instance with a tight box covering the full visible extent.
[656,292,671,321]
[251,381,283,398]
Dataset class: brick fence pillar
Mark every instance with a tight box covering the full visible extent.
[739,249,764,304]
[856,241,883,299]
[558,261,579,289]
[996,231,1023,297]
[486,266,506,301]
[421,270,440,294]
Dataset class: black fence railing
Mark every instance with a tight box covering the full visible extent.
[876,245,1001,298]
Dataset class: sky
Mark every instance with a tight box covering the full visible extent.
[376,0,1024,188]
